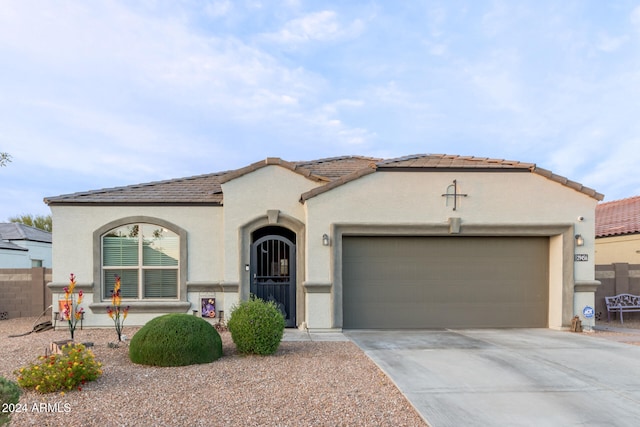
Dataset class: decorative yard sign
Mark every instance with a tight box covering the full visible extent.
[575,254,588,262]
[582,305,595,332]
[201,298,216,318]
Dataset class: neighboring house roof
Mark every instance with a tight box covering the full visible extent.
[0,239,28,251]
[0,223,52,244]
[44,154,604,207]
[596,195,640,237]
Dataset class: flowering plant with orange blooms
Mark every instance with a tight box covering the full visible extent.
[60,273,84,340]
[106,275,130,341]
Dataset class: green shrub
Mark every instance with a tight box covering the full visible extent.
[0,376,21,426]
[129,314,223,366]
[14,344,102,393]
[227,297,285,355]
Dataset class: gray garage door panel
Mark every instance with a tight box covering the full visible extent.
[342,236,549,329]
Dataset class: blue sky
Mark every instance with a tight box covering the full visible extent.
[2,0,640,222]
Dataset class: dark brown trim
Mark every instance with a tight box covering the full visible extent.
[46,202,223,207]
[376,167,532,173]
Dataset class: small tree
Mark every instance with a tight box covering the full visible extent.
[9,214,52,232]
[0,152,11,167]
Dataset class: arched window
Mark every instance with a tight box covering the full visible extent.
[102,223,179,300]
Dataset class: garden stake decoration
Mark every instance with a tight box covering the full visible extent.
[107,275,130,342]
[61,273,84,340]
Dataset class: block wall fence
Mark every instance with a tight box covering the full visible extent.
[595,263,640,320]
[0,267,52,319]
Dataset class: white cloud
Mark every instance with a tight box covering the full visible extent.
[423,40,447,56]
[579,138,640,200]
[631,5,640,28]
[369,81,431,111]
[321,99,364,116]
[481,1,513,38]
[260,10,364,45]
[464,50,525,113]
[595,32,628,52]
[204,0,232,17]
[0,1,373,146]
[3,0,640,216]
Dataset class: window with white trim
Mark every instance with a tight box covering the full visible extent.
[102,224,179,300]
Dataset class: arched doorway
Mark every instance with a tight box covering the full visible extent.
[251,226,296,327]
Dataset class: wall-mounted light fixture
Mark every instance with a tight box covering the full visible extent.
[575,234,584,247]
[322,234,330,246]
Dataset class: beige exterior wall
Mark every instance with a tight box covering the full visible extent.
[49,205,224,327]
[304,170,598,329]
[595,234,640,265]
[220,166,320,286]
[47,165,599,330]
[51,205,223,284]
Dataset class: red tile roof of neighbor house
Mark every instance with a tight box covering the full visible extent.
[596,195,640,237]
[44,154,604,206]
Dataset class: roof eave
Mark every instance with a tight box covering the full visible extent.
[220,157,331,185]
[533,167,604,201]
[46,201,224,207]
[300,165,377,203]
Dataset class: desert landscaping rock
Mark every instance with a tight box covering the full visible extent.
[0,318,425,426]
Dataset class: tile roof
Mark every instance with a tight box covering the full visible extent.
[377,153,535,170]
[218,157,331,185]
[295,156,381,179]
[45,172,229,205]
[302,154,603,201]
[0,223,52,244]
[596,196,640,237]
[44,153,604,206]
[45,156,380,205]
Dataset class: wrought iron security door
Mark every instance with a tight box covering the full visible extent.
[251,235,296,327]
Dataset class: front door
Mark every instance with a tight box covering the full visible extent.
[251,233,296,327]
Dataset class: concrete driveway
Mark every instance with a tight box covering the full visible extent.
[345,329,640,427]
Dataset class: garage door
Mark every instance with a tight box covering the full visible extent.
[342,236,549,329]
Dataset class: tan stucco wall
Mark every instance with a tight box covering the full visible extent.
[48,165,600,330]
[304,170,598,329]
[595,234,640,265]
[220,165,321,285]
[51,205,223,285]
[49,205,224,327]
[305,171,596,280]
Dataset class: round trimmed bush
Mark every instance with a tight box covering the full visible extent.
[227,297,285,355]
[129,314,222,366]
[0,376,21,426]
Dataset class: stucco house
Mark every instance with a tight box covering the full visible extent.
[594,196,640,313]
[44,154,603,330]
[595,196,640,265]
[0,223,52,268]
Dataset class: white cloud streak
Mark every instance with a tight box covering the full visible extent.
[259,10,364,45]
[2,0,640,221]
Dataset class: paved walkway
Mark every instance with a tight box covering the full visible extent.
[282,329,349,341]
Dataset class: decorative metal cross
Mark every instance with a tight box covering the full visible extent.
[442,179,468,211]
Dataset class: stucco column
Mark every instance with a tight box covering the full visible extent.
[574,280,600,330]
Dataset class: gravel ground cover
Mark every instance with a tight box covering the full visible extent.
[592,316,640,345]
[0,317,425,427]
[3,316,640,426]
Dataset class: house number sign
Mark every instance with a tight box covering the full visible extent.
[575,254,588,262]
